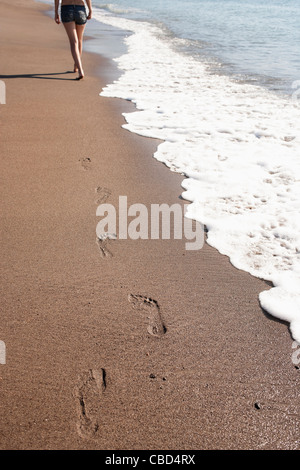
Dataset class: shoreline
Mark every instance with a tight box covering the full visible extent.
[0,0,299,451]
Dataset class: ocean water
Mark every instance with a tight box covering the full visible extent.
[95,0,300,95]
[40,1,300,343]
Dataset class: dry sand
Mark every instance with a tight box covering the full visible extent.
[0,0,299,450]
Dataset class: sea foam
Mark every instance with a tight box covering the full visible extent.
[95,9,300,343]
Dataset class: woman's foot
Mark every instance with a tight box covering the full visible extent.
[76,74,84,81]
[73,64,79,73]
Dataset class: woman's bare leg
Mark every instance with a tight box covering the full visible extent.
[76,23,86,57]
[63,21,84,78]
[74,23,86,72]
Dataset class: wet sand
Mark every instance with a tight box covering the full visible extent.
[0,0,299,450]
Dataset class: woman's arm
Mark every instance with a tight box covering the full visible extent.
[86,0,93,20]
[54,0,60,24]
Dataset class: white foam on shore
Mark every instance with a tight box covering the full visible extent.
[95,10,300,343]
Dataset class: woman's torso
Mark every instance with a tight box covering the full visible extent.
[61,0,85,6]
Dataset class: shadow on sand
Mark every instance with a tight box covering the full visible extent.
[0,71,79,81]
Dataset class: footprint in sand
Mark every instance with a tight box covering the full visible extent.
[95,186,111,205]
[79,157,92,170]
[128,294,167,337]
[96,236,114,258]
[75,368,107,439]
[95,187,114,258]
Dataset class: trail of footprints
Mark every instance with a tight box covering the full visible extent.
[128,294,167,337]
[93,187,167,336]
[74,169,168,438]
[75,295,166,439]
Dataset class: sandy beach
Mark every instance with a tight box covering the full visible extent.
[0,0,299,450]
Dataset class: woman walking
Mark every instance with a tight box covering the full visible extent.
[55,0,92,80]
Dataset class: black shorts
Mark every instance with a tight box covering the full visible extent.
[60,5,87,25]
